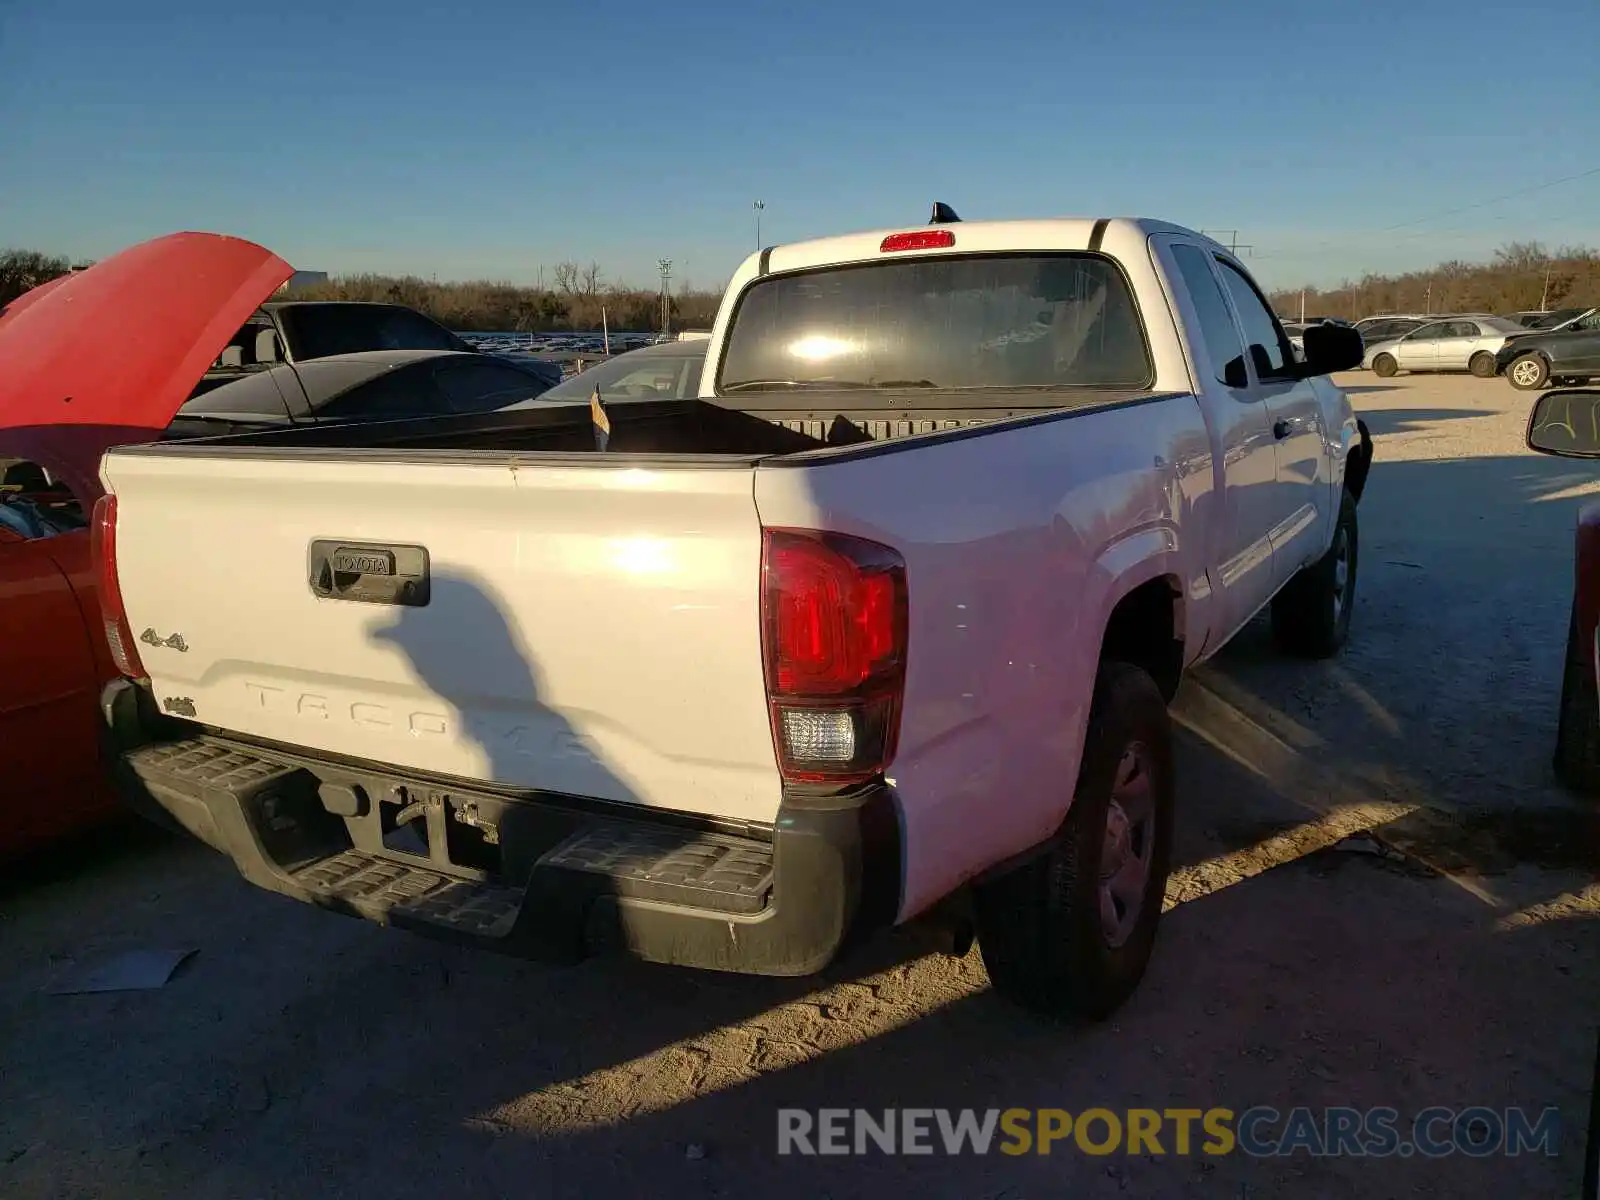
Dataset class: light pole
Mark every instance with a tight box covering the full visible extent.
[753,200,765,252]
[657,259,673,337]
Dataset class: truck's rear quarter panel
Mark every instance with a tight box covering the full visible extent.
[103,451,785,823]
[756,396,1213,920]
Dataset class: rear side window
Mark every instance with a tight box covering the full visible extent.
[1216,261,1293,379]
[718,254,1152,392]
[432,361,550,413]
[316,365,445,420]
[1170,244,1245,386]
[279,305,466,361]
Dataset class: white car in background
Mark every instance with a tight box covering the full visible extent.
[1282,318,1354,362]
[1363,315,1528,378]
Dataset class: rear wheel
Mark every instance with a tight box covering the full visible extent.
[1372,354,1398,378]
[1271,490,1358,659]
[1469,351,1496,378]
[1509,353,1550,391]
[1555,601,1600,795]
[974,662,1174,1021]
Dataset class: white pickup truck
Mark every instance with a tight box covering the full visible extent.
[95,215,1372,1018]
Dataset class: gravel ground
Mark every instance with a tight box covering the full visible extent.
[4,372,1600,1199]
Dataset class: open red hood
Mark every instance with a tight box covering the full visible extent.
[0,232,292,502]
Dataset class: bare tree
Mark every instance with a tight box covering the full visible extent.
[1493,242,1548,272]
[1270,241,1600,320]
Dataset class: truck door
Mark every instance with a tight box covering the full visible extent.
[1162,240,1282,634]
[1211,258,1330,587]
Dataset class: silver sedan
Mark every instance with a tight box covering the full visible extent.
[1363,315,1528,378]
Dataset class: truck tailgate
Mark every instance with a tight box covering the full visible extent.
[100,451,783,824]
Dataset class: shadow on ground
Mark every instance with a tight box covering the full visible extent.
[1356,407,1498,437]
[0,815,181,903]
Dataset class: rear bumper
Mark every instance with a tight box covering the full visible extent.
[101,678,900,976]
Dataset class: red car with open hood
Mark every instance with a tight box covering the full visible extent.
[0,232,293,856]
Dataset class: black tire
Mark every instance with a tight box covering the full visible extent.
[1469,351,1497,378]
[1508,353,1550,391]
[974,662,1174,1021]
[1372,354,1398,378]
[1555,601,1600,794]
[1271,490,1358,659]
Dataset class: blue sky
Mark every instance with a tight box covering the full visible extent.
[3,0,1596,293]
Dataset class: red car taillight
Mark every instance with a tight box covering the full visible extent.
[89,494,147,680]
[760,528,908,786]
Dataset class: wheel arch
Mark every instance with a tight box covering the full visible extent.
[1099,574,1184,703]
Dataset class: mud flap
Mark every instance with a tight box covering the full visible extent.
[1347,418,1373,504]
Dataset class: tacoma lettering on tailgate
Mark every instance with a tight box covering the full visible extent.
[243,683,449,738]
[238,683,604,764]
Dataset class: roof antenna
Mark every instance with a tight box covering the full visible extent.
[929,201,961,225]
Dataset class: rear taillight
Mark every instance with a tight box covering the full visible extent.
[760,528,908,786]
[90,494,147,680]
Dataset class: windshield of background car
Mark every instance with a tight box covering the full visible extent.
[540,347,706,401]
[1479,317,1527,334]
[1530,308,1587,329]
[717,253,1153,391]
[278,305,468,360]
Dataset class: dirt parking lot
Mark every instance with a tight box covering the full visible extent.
[5,371,1600,1199]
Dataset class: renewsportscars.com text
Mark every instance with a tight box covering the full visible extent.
[776,1106,1562,1158]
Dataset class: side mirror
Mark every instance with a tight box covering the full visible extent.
[1527,389,1600,458]
[1298,323,1364,376]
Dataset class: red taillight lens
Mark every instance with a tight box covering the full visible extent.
[90,494,147,679]
[761,528,908,785]
[880,230,955,253]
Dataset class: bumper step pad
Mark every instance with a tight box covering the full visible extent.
[292,851,523,936]
[126,738,299,793]
[538,824,774,915]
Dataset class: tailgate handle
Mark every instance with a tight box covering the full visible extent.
[308,540,430,607]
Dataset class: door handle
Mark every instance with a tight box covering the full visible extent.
[308,540,431,607]
[1273,420,1292,440]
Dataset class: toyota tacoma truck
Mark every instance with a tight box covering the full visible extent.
[89,215,1371,1018]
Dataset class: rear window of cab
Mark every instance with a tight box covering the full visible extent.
[717,253,1153,393]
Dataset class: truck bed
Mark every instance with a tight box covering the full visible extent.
[144,389,1167,464]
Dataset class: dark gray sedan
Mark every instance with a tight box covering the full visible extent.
[176,349,562,426]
